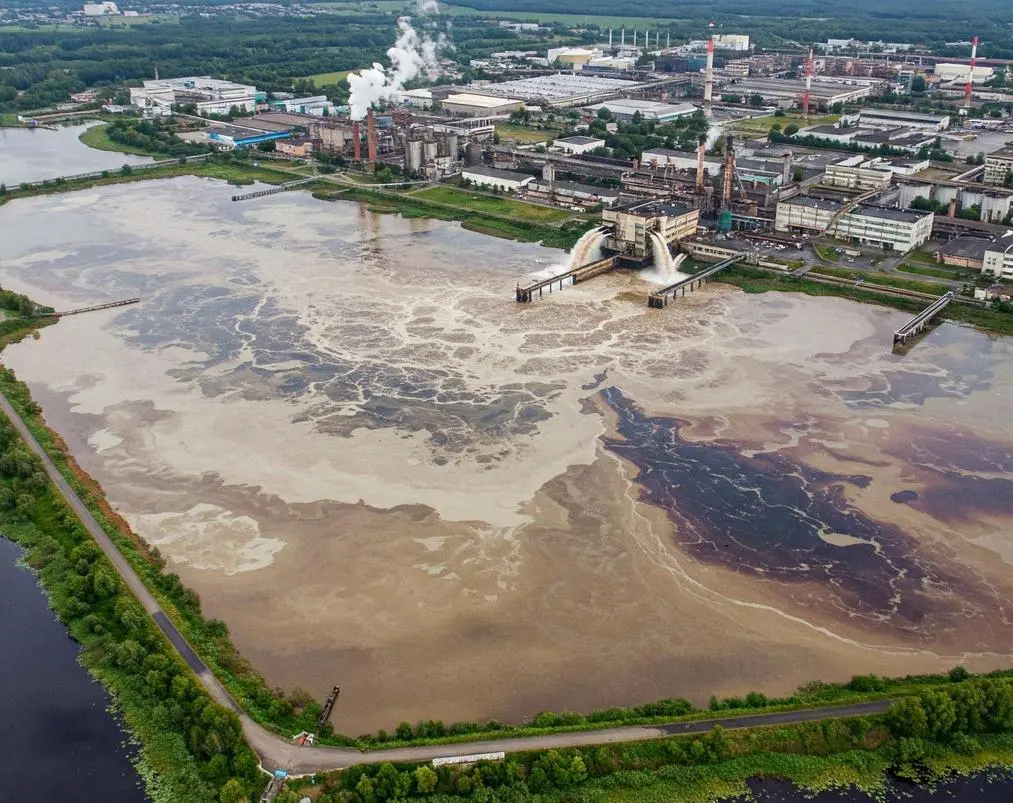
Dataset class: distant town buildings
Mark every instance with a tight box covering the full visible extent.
[588,99,697,123]
[83,2,119,16]
[268,95,335,116]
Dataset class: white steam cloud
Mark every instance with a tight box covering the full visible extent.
[346,2,446,121]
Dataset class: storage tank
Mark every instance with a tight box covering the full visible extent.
[445,133,459,158]
[407,140,424,173]
[898,183,932,208]
[931,185,958,206]
[423,140,438,162]
[466,142,483,165]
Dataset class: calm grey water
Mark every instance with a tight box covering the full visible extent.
[748,772,1013,801]
[0,538,146,801]
[0,121,152,186]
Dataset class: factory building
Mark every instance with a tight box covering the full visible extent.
[641,147,722,175]
[470,74,643,108]
[982,234,1013,279]
[526,178,620,208]
[823,159,894,191]
[934,236,991,271]
[775,196,933,251]
[552,135,606,154]
[396,88,434,109]
[309,119,356,152]
[984,147,1013,185]
[547,47,599,69]
[207,127,290,150]
[269,95,335,116]
[461,166,534,192]
[587,99,698,123]
[276,137,313,157]
[712,34,751,51]
[602,200,700,262]
[727,77,877,108]
[442,93,525,117]
[934,63,994,83]
[846,108,951,132]
[130,77,260,117]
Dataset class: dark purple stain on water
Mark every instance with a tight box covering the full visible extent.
[600,387,974,633]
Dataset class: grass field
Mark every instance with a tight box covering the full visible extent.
[494,122,553,143]
[301,69,354,85]
[730,113,840,134]
[412,185,571,223]
[898,263,967,280]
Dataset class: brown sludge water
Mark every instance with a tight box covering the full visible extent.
[2,176,1012,734]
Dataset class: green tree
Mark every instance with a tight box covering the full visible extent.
[792,166,805,182]
[414,765,438,794]
[921,690,957,739]
[219,778,248,803]
[783,123,799,136]
[910,75,927,92]
[887,696,929,738]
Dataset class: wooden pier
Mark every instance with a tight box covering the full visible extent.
[515,256,617,302]
[232,177,316,202]
[893,291,954,346]
[647,254,745,308]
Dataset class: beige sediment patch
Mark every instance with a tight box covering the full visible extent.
[126,503,285,575]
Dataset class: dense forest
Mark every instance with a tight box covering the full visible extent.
[0,13,556,112]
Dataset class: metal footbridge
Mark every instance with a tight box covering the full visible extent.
[893,291,954,345]
[515,256,618,302]
[647,253,746,308]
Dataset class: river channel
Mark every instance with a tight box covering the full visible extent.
[0,538,146,801]
[0,121,152,186]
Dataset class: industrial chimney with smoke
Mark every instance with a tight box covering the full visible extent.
[367,109,378,162]
[704,35,715,118]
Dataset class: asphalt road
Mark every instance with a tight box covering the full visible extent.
[0,389,895,774]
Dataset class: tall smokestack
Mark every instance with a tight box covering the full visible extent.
[722,134,735,206]
[782,152,793,185]
[353,121,361,161]
[621,27,625,47]
[609,28,612,48]
[803,47,814,120]
[696,142,706,191]
[633,29,637,48]
[704,35,715,118]
[367,109,377,162]
[965,35,979,108]
[667,32,670,49]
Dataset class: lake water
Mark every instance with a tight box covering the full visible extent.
[0,538,146,801]
[0,121,153,186]
[748,772,1013,801]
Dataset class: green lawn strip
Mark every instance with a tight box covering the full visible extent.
[905,249,943,266]
[494,122,555,143]
[898,263,968,280]
[810,265,950,295]
[720,267,1013,337]
[814,245,841,262]
[319,186,593,250]
[413,185,571,223]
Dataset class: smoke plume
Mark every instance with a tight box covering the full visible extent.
[346,3,446,120]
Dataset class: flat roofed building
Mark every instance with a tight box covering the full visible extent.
[934,63,994,83]
[984,147,1013,186]
[587,99,698,123]
[461,166,534,191]
[934,236,991,270]
[443,93,525,117]
[850,108,950,132]
[775,196,933,251]
[130,76,258,117]
[982,234,1013,279]
[470,74,643,108]
[729,77,877,107]
[823,162,893,190]
[526,179,620,208]
[552,135,606,154]
[602,200,700,260]
[641,147,722,175]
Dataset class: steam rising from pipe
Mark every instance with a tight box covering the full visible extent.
[346,4,448,121]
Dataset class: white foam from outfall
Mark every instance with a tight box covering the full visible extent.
[568,227,606,270]
[643,234,690,285]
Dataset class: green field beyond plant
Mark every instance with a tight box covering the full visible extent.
[412,185,572,223]
[300,69,354,85]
